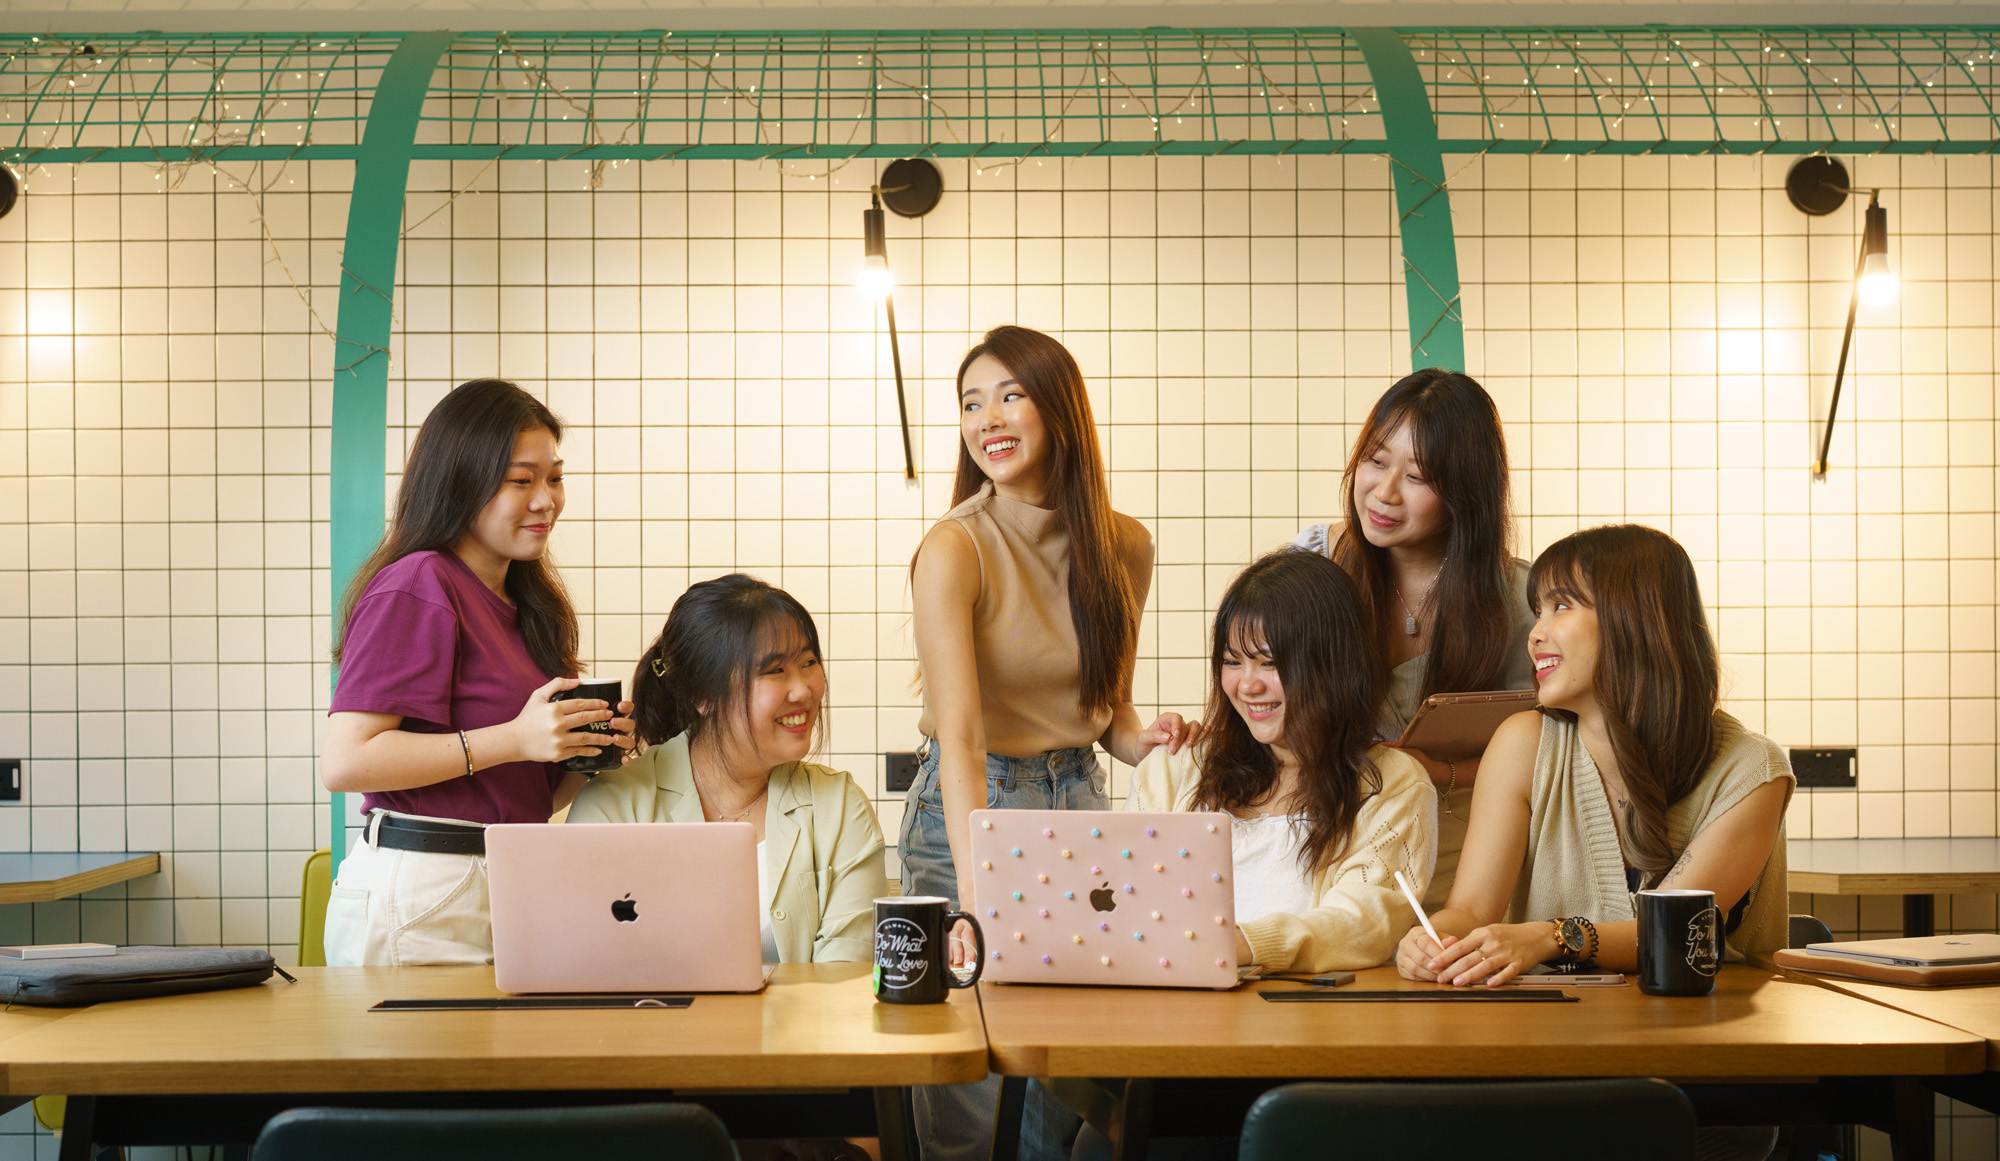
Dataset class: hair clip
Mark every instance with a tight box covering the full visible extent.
[650,657,667,677]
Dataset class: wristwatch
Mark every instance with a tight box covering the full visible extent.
[1548,917,1591,968]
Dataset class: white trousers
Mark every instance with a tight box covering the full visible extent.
[323,813,493,967]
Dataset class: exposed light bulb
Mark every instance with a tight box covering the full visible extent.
[857,253,893,300]
[1858,250,1897,305]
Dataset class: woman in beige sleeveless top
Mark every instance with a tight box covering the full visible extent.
[1394,524,1793,1161]
[1394,523,1793,983]
[1294,369,1533,908]
[901,325,1196,1161]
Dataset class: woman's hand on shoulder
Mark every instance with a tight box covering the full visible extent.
[1132,713,1201,763]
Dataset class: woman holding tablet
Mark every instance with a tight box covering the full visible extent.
[567,573,887,964]
[321,379,634,967]
[903,325,1194,1161]
[1394,523,1793,986]
[1293,369,1532,906]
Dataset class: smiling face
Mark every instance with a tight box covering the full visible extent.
[1350,421,1448,555]
[710,621,826,775]
[1529,584,1602,715]
[457,425,563,577]
[1219,623,1289,752]
[959,352,1051,504]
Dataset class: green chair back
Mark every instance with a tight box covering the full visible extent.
[252,1103,737,1161]
[298,847,332,968]
[1239,1079,1697,1161]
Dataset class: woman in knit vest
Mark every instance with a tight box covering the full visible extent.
[1292,370,1535,909]
[1394,523,1793,986]
[902,325,1196,1161]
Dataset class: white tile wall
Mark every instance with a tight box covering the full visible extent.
[1,151,1995,967]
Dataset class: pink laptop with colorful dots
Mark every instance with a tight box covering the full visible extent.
[969,809,1239,990]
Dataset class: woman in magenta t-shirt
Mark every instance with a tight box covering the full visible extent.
[320,379,634,966]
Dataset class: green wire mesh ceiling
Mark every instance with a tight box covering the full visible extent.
[1,26,1995,164]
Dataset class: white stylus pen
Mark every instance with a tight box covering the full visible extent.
[1395,870,1443,948]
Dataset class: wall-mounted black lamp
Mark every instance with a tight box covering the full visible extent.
[1787,156,1896,479]
[857,158,943,483]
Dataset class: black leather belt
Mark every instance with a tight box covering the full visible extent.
[372,814,486,856]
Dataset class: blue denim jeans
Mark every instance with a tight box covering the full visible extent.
[899,739,1109,907]
[899,739,1107,1161]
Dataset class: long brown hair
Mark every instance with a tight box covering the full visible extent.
[333,379,580,680]
[943,325,1137,715]
[1332,369,1514,701]
[1528,524,1719,874]
[1196,550,1385,876]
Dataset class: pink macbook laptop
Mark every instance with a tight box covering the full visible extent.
[486,822,767,994]
[970,809,1238,989]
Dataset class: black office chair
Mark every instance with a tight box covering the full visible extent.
[1238,1079,1697,1161]
[1789,914,1835,947]
[251,1102,738,1161]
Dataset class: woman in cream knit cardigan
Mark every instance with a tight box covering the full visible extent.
[1396,524,1793,987]
[1125,549,1438,973]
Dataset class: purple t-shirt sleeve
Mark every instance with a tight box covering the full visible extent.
[331,589,458,727]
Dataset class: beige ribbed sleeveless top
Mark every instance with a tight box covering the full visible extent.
[1509,710,1795,963]
[916,483,1153,759]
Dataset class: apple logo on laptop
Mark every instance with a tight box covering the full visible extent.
[1089,882,1117,913]
[611,894,639,923]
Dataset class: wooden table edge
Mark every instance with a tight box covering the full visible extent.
[0,854,161,906]
[6,1047,994,1096]
[1778,966,2000,1072]
[1789,871,2000,895]
[989,1047,1985,1080]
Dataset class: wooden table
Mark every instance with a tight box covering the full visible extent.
[0,1005,79,1117]
[981,966,1984,1160]
[1789,838,2000,938]
[0,963,986,1161]
[1779,965,2000,1124]
[0,853,159,905]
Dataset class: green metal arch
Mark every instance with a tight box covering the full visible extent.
[1352,27,1465,373]
[328,31,454,875]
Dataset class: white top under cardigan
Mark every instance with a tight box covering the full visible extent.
[1124,741,1438,972]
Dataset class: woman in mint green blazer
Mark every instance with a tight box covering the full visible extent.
[567,574,885,964]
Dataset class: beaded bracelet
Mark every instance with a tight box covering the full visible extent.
[458,729,475,778]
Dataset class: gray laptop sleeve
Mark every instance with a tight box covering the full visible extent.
[0,946,279,1007]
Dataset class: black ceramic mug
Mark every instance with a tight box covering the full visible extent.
[1636,888,1721,996]
[553,678,624,774]
[873,896,984,1003]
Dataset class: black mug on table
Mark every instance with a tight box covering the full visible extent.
[873,896,984,1003]
[1636,888,1721,996]
[553,678,623,774]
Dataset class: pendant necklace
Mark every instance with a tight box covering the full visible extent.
[692,760,762,823]
[1392,558,1447,637]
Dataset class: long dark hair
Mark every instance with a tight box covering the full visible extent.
[631,574,827,757]
[1332,369,1514,701]
[1196,550,1386,876]
[334,379,579,680]
[943,325,1137,715]
[1528,525,1719,874]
